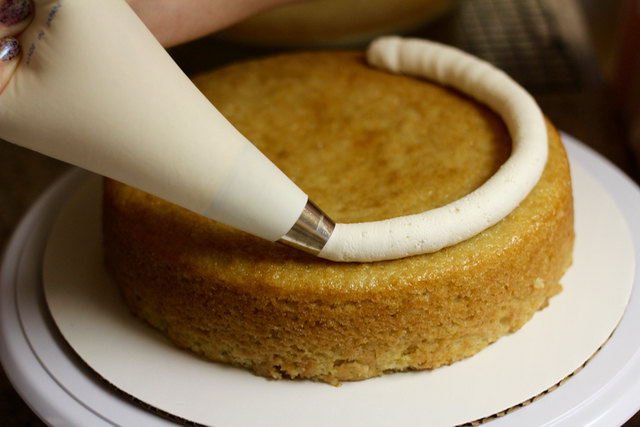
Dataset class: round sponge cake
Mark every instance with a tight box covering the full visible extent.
[103,51,574,384]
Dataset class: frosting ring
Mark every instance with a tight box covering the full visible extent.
[318,36,549,262]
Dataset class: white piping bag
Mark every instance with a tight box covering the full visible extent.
[0,0,334,255]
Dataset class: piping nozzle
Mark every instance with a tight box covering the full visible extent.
[278,200,335,256]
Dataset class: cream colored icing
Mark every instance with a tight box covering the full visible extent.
[318,36,548,262]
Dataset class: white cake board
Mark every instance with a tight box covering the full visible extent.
[41,135,635,427]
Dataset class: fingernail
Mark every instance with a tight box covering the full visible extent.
[0,0,32,27]
[0,36,20,62]
[0,36,20,91]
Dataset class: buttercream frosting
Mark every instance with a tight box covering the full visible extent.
[318,36,548,262]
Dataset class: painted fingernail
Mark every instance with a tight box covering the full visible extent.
[0,0,32,27]
[0,36,20,92]
[0,36,20,62]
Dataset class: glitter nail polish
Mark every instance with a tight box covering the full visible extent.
[0,36,19,62]
[0,0,31,26]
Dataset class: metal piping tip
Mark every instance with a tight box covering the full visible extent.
[278,199,335,256]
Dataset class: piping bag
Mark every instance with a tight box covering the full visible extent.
[0,0,335,256]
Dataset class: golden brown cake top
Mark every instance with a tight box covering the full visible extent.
[193,51,512,223]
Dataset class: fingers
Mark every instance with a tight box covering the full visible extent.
[0,0,32,92]
[0,0,33,37]
[127,0,309,48]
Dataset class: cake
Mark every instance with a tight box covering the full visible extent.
[103,50,574,385]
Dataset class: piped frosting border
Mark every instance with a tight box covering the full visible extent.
[318,36,548,262]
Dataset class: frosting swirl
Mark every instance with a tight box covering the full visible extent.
[318,36,548,262]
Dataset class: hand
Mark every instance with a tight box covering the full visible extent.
[0,0,32,91]
[126,0,308,47]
